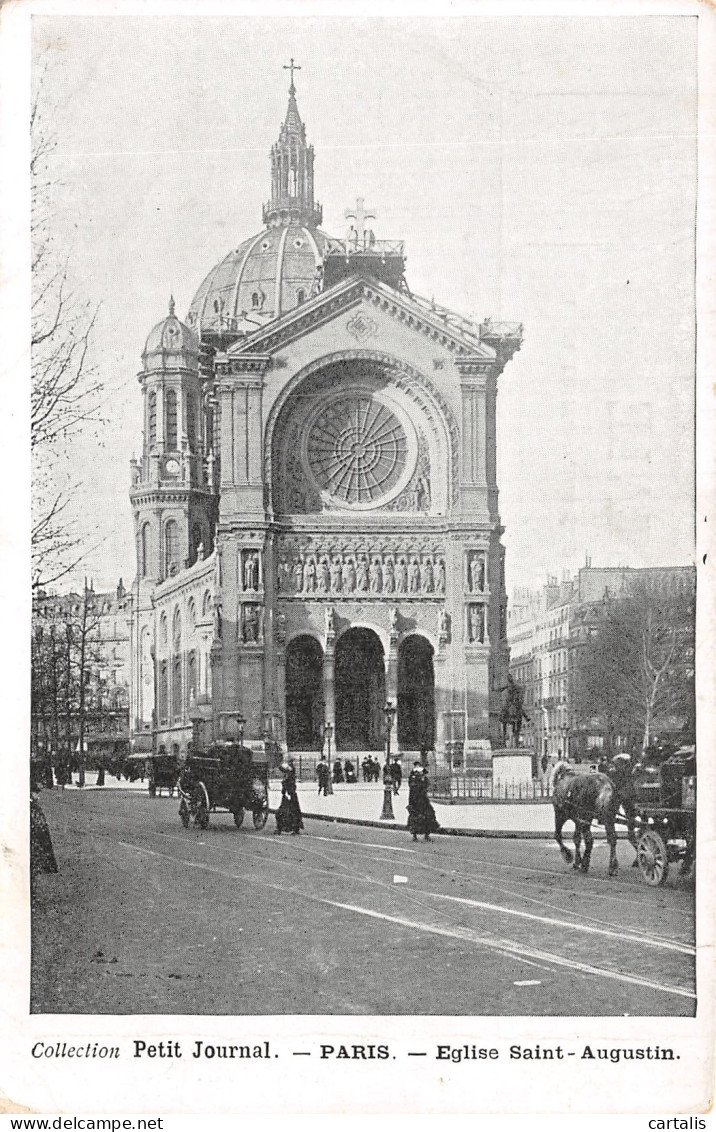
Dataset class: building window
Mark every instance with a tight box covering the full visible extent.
[165,520,180,577]
[148,391,157,446]
[165,390,178,451]
[187,650,197,708]
[158,661,168,723]
[296,289,306,305]
[139,522,150,577]
[172,655,182,720]
[186,393,197,450]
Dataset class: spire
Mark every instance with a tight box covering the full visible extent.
[263,62,322,229]
[168,295,175,316]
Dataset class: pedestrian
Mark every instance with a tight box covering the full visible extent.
[362,756,370,783]
[316,756,330,796]
[275,759,304,835]
[344,759,357,784]
[407,762,440,842]
[390,757,402,794]
[332,758,344,784]
[30,788,58,879]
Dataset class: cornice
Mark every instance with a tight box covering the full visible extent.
[233,277,495,360]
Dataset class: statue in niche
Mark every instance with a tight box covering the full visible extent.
[243,551,259,591]
[436,558,446,594]
[326,605,336,636]
[277,559,289,593]
[369,558,383,593]
[439,609,449,637]
[409,558,421,594]
[413,474,430,512]
[356,556,369,593]
[317,558,330,594]
[383,558,395,594]
[389,607,399,635]
[304,557,317,593]
[330,557,342,592]
[276,612,286,645]
[469,554,486,593]
[196,541,204,562]
[422,558,434,593]
[342,557,356,593]
[292,558,304,594]
[469,604,485,644]
[244,605,260,643]
[395,558,407,594]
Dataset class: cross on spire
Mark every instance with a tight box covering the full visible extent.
[283,57,301,95]
[345,197,376,248]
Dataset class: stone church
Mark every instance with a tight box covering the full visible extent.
[128,68,522,764]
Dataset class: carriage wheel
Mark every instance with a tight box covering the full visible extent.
[190,783,210,830]
[637,829,669,886]
[251,805,268,833]
[179,798,190,828]
[233,808,245,829]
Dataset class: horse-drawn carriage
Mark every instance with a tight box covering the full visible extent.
[630,747,696,886]
[147,753,180,797]
[122,752,180,796]
[177,742,269,831]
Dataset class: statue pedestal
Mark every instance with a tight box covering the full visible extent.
[492,749,533,790]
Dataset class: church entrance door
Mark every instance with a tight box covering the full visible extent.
[335,628,385,751]
[286,636,324,751]
[397,635,435,752]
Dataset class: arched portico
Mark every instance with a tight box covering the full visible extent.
[397,634,435,752]
[335,627,385,751]
[285,635,325,750]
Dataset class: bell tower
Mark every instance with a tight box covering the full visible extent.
[262,59,322,229]
[130,298,216,590]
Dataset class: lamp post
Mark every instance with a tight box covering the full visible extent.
[237,714,246,748]
[380,700,397,820]
[323,722,334,795]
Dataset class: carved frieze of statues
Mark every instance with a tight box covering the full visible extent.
[276,542,448,600]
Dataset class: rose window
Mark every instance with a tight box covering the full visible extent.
[305,393,414,507]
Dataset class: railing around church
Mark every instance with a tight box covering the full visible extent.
[430,772,552,803]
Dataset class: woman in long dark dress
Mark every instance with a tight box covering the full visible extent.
[407,763,439,841]
[275,760,304,835]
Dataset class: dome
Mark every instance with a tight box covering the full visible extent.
[143,298,199,371]
[186,222,336,336]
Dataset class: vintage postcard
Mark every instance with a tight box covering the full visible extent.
[1,0,714,1117]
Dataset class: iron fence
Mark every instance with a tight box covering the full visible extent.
[430,773,552,803]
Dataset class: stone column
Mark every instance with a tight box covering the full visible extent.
[262,532,277,724]
[323,611,336,739]
[386,629,399,714]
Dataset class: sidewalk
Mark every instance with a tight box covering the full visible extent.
[271,781,556,838]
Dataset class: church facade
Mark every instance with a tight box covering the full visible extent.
[128,71,522,763]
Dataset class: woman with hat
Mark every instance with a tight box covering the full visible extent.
[407,762,439,842]
[275,758,304,835]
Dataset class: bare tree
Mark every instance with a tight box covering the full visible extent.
[31,62,103,590]
[572,573,695,754]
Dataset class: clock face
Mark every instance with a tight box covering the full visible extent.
[164,458,180,477]
[302,389,417,510]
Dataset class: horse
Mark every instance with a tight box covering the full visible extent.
[551,761,638,876]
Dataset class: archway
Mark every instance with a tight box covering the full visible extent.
[335,628,385,751]
[285,636,324,751]
[397,635,435,751]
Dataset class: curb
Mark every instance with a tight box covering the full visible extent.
[271,808,552,839]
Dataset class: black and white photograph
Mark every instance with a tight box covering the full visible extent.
[3,0,714,1117]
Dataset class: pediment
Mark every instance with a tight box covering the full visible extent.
[225,276,496,361]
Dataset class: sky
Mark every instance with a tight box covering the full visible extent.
[31,13,697,594]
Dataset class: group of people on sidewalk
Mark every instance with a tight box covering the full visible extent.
[278,754,439,843]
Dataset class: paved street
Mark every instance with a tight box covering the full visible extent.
[32,787,695,1017]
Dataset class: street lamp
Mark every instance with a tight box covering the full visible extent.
[323,722,334,795]
[380,701,397,820]
[237,714,245,747]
